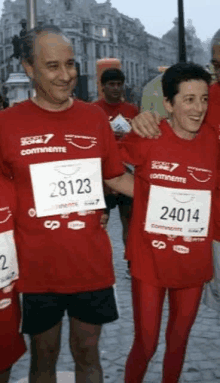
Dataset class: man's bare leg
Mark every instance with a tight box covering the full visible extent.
[29,321,62,383]
[69,317,103,383]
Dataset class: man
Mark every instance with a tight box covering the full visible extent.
[131,30,220,312]
[0,25,133,383]
[94,69,139,257]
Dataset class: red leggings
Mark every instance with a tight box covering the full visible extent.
[125,278,203,383]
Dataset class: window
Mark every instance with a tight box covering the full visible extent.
[71,38,75,53]
[126,61,129,83]
[103,45,106,57]
[102,28,107,38]
[83,61,88,74]
[96,43,101,59]
[83,42,87,55]
[83,23,89,34]
[109,45,113,58]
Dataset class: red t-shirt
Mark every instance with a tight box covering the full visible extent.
[0,99,124,293]
[206,82,220,241]
[93,99,139,139]
[0,177,26,371]
[120,120,218,288]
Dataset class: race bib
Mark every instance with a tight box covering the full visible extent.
[110,114,131,133]
[0,230,18,289]
[145,185,211,237]
[30,158,106,217]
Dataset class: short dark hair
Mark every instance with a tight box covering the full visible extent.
[20,25,71,65]
[162,62,212,104]
[100,68,125,85]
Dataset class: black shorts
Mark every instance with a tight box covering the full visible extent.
[105,193,132,214]
[21,287,118,335]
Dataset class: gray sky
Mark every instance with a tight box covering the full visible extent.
[0,0,219,43]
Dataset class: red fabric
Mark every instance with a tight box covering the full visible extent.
[0,99,125,293]
[125,278,202,383]
[93,99,139,139]
[206,83,220,241]
[0,287,26,372]
[120,119,218,288]
[0,177,26,371]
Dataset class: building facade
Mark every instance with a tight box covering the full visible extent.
[0,0,178,103]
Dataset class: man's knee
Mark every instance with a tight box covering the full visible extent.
[30,324,61,366]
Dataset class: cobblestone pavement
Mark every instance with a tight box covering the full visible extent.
[10,208,220,382]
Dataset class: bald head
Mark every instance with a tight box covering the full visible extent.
[211,29,220,52]
[20,25,73,66]
[211,29,220,82]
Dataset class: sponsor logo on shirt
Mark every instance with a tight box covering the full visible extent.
[150,173,186,184]
[44,220,60,230]
[183,236,205,242]
[68,221,86,230]
[0,298,11,310]
[21,147,67,156]
[21,134,54,146]
[173,245,189,254]
[0,207,12,224]
[151,161,179,172]
[167,235,177,241]
[65,135,97,150]
[28,208,36,218]
[187,166,212,183]
[152,240,166,249]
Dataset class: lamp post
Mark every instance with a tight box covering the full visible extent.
[178,0,186,62]
[26,0,37,30]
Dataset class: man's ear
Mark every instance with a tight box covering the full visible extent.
[163,97,173,115]
[22,59,34,80]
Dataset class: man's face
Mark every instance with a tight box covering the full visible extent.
[165,80,209,140]
[102,80,124,103]
[24,33,77,109]
[212,44,220,83]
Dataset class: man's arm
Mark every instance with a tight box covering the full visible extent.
[104,172,134,198]
[131,110,162,138]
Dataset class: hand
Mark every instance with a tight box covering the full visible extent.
[131,111,162,138]
[1,282,15,293]
[100,212,109,229]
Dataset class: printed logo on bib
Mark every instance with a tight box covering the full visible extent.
[152,240,166,250]
[21,134,54,146]
[151,161,179,172]
[30,158,106,217]
[0,230,18,289]
[0,207,12,224]
[68,221,85,230]
[145,185,211,237]
[173,245,189,254]
[0,298,11,310]
[44,221,60,230]
[65,135,97,150]
[187,166,212,183]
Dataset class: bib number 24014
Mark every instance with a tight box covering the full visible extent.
[160,207,199,223]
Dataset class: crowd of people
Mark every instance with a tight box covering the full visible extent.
[0,24,220,383]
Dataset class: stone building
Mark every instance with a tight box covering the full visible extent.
[0,0,178,103]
